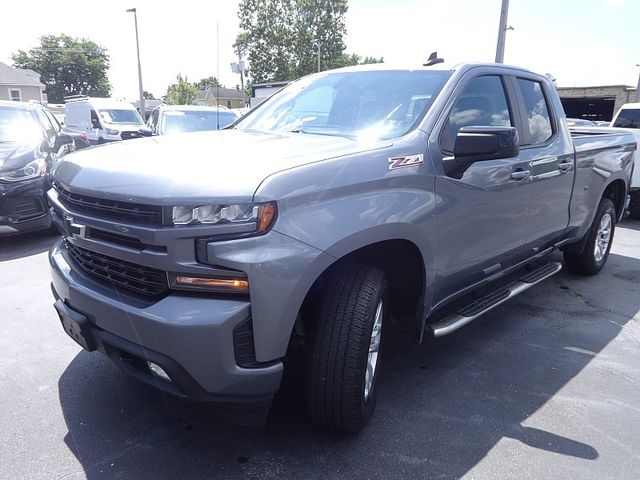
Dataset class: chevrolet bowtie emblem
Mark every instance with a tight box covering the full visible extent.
[63,215,87,239]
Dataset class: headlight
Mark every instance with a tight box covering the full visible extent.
[0,158,47,182]
[172,202,277,233]
[105,128,119,136]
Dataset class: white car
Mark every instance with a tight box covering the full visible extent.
[64,96,148,144]
[610,103,640,218]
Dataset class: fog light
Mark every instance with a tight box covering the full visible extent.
[147,361,171,381]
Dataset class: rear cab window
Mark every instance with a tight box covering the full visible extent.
[516,78,554,145]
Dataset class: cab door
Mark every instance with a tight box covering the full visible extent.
[510,76,574,248]
[430,73,535,303]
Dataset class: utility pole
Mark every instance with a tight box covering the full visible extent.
[495,0,510,63]
[635,64,640,102]
[126,8,145,118]
[317,41,321,73]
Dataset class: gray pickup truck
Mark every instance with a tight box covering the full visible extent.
[48,63,634,432]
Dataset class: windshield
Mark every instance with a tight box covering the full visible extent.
[161,110,238,135]
[99,109,143,125]
[0,107,41,144]
[235,70,452,140]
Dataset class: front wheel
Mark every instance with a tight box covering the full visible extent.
[305,263,388,432]
[564,197,616,275]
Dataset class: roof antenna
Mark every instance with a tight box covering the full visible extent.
[424,52,444,67]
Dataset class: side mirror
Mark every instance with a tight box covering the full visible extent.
[138,126,153,137]
[54,133,74,152]
[444,126,519,178]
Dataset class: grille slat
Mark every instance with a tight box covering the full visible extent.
[66,242,168,297]
[55,185,163,225]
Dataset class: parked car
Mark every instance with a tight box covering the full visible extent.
[146,105,238,135]
[48,62,634,431]
[0,100,75,235]
[610,103,640,218]
[64,96,150,144]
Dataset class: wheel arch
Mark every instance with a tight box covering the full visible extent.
[602,178,627,222]
[294,231,429,346]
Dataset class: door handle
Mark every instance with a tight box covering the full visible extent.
[558,159,573,172]
[511,169,531,180]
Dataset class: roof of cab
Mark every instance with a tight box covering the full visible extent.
[314,61,537,76]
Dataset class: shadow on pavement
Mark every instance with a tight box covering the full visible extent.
[56,250,640,479]
[0,229,59,261]
[620,218,640,231]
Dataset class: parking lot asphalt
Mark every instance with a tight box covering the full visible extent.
[0,221,639,480]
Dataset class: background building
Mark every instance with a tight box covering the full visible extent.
[0,62,45,102]
[558,85,636,122]
[195,86,245,108]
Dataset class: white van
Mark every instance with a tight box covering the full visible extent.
[610,103,640,218]
[64,97,148,144]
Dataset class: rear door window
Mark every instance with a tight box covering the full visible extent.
[517,78,554,145]
[441,75,513,152]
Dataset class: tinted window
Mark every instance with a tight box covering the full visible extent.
[90,110,101,128]
[236,70,452,140]
[43,109,61,133]
[612,108,640,129]
[98,109,143,125]
[441,75,512,152]
[160,110,238,134]
[36,109,56,141]
[517,79,553,144]
[149,109,160,132]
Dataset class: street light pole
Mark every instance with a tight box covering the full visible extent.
[126,8,145,119]
[495,0,510,63]
[635,64,640,102]
[317,41,321,73]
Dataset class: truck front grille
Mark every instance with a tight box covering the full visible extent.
[121,131,142,141]
[55,184,163,225]
[65,241,169,297]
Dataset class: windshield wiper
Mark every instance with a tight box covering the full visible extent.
[288,128,354,139]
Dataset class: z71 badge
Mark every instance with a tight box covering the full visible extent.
[388,154,424,170]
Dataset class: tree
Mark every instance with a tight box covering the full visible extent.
[195,76,221,91]
[12,34,110,103]
[237,0,356,83]
[143,91,155,99]
[164,74,197,105]
[333,53,384,69]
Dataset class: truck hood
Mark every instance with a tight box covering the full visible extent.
[53,129,385,204]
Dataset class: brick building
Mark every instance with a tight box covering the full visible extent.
[557,85,637,121]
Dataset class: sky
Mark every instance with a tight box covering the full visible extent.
[1,0,638,101]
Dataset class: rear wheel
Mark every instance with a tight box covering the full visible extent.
[629,191,640,220]
[564,197,616,275]
[305,263,388,432]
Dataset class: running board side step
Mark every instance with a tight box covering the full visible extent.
[430,262,562,338]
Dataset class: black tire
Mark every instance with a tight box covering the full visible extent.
[629,191,640,220]
[305,263,388,432]
[564,198,616,275]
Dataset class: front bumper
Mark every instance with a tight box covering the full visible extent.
[49,239,283,424]
[0,177,51,235]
